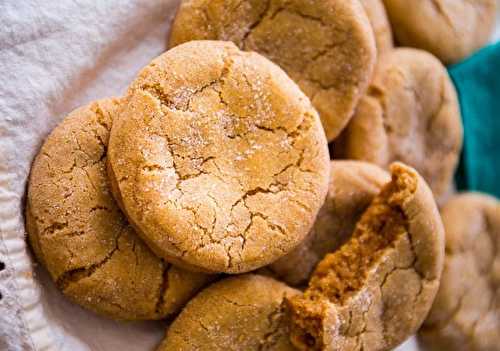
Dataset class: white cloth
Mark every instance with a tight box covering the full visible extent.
[0,1,498,350]
[0,1,177,350]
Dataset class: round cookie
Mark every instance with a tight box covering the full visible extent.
[337,48,462,203]
[419,193,500,351]
[286,163,445,351]
[157,274,299,351]
[169,0,377,141]
[107,41,330,274]
[383,0,497,64]
[26,99,212,320]
[267,160,390,286]
[360,0,393,56]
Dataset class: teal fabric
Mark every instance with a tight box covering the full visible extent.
[448,42,500,198]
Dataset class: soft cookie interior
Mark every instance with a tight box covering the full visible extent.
[286,164,417,350]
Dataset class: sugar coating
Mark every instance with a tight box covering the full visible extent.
[157,275,299,351]
[286,163,445,351]
[26,99,213,320]
[107,41,330,274]
[337,48,462,204]
[266,160,390,287]
[419,193,500,351]
[169,0,377,141]
[383,0,497,64]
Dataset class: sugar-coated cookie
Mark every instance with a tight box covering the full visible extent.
[157,274,299,351]
[107,41,330,274]
[169,0,377,141]
[26,99,212,320]
[419,193,500,351]
[383,0,497,63]
[286,163,444,351]
[337,48,462,203]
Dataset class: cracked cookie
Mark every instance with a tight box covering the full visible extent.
[267,160,390,287]
[168,0,376,141]
[157,274,299,351]
[419,193,500,351]
[336,48,462,203]
[285,162,444,351]
[383,0,497,64]
[26,99,213,320]
[360,0,393,56]
[107,41,330,274]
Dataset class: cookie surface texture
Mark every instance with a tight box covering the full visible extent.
[419,193,500,351]
[286,163,445,351]
[268,160,390,286]
[157,274,299,351]
[383,0,497,63]
[359,0,393,56]
[26,99,212,320]
[107,41,330,274]
[338,48,462,203]
[169,0,377,141]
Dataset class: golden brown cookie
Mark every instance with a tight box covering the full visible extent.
[267,160,390,286]
[107,41,330,274]
[383,0,497,64]
[157,274,299,351]
[419,193,500,351]
[169,0,376,141]
[360,0,393,56]
[26,99,212,320]
[285,163,444,351]
[337,48,462,203]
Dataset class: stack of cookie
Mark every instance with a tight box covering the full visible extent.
[26,1,499,350]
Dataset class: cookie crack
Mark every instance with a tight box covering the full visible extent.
[311,39,349,63]
[92,102,113,132]
[258,303,287,350]
[220,294,255,309]
[483,211,499,280]
[241,0,272,48]
[41,221,69,236]
[428,0,457,34]
[251,212,287,238]
[344,297,375,343]
[243,4,329,51]
[71,124,107,170]
[141,50,233,114]
[405,227,426,280]
[154,261,171,316]
[56,226,125,290]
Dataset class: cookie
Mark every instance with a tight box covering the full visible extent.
[107,41,330,274]
[360,0,393,56]
[419,193,500,351]
[26,99,212,320]
[286,163,444,351]
[267,160,390,286]
[169,0,376,141]
[337,48,462,203]
[157,274,299,351]
[383,0,497,64]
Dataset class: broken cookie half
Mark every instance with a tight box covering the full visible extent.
[285,162,444,351]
